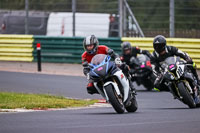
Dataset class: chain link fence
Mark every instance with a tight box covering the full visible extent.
[0,0,200,38]
[128,0,200,38]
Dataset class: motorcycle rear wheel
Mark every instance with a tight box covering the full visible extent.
[125,94,138,112]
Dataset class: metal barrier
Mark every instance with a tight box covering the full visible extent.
[1,35,199,67]
[33,36,122,63]
[122,37,200,68]
[0,34,34,62]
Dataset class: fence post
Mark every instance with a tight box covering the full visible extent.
[25,0,29,34]
[72,0,76,37]
[37,43,41,72]
[169,0,175,37]
[118,0,123,37]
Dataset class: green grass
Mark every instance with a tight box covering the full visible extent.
[0,92,97,109]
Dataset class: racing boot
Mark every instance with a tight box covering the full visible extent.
[190,64,200,86]
[193,72,200,93]
[128,77,136,95]
[87,82,99,95]
[193,72,200,86]
[193,86,200,107]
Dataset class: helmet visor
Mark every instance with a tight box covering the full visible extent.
[154,43,166,53]
[124,49,131,55]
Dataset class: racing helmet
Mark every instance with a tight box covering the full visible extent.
[153,35,166,54]
[83,35,99,54]
[121,42,132,54]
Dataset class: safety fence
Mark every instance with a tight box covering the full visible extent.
[33,36,122,63]
[0,35,122,63]
[0,35,34,62]
[0,34,200,68]
[122,37,200,68]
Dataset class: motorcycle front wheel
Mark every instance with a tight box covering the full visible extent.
[177,82,196,108]
[104,84,125,114]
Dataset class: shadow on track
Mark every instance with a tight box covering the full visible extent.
[136,90,158,93]
[153,107,199,110]
[82,111,140,115]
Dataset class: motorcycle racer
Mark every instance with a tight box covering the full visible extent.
[151,35,200,91]
[120,41,151,66]
[81,35,134,94]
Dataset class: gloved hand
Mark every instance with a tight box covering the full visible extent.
[82,61,88,67]
[185,55,193,64]
[107,49,114,56]
[186,58,193,64]
[115,57,122,66]
[83,67,90,76]
[142,50,149,54]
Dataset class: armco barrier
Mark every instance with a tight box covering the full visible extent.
[1,34,200,68]
[0,35,34,62]
[33,36,122,63]
[122,37,200,68]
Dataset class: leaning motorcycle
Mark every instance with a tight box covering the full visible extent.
[158,56,200,108]
[88,54,138,114]
[129,54,156,91]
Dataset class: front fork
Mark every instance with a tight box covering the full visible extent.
[168,80,195,100]
[93,70,133,105]
[113,70,130,103]
[165,82,178,99]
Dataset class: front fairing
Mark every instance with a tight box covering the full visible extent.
[89,54,118,82]
[130,55,152,76]
[161,57,185,81]
[90,62,118,81]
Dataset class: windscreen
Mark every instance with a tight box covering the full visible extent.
[91,54,107,65]
[160,57,180,69]
[137,54,147,63]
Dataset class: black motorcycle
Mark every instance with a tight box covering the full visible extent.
[159,56,200,108]
[88,54,138,114]
[129,54,156,91]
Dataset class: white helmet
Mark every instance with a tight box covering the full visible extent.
[83,35,99,54]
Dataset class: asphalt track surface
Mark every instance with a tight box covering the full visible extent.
[0,71,99,99]
[0,71,200,133]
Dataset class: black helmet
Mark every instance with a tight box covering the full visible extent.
[121,42,132,53]
[83,35,99,54]
[153,35,166,54]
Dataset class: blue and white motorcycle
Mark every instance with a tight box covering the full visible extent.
[89,54,138,114]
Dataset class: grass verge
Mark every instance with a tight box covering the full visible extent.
[0,92,97,109]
